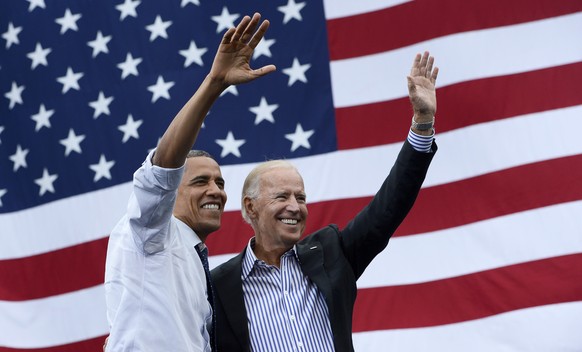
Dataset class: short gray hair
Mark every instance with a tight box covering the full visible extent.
[241,160,299,224]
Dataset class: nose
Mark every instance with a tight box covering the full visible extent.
[286,196,300,213]
[206,181,222,196]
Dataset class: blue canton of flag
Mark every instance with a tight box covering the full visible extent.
[0,0,335,213]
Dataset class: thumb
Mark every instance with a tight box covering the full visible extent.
[252,64,277,78]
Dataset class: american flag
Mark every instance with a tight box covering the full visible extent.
[1,0,581,350]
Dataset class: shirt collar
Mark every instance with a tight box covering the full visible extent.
[241,237,298,281]
[173,216,205,251]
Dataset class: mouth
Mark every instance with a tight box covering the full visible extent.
[280,218,298,225]
[201,203,221,210]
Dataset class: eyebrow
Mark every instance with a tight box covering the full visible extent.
[272,191,306,198]
[188,175,225,185]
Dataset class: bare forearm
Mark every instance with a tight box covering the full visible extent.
[153,13,274,168]
[153,76,226,168]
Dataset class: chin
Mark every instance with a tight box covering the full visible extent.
[197,221,221,235]
[284,231,302,242]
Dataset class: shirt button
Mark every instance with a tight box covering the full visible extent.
[297,342,303,348]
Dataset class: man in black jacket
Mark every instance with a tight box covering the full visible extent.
[211,52,439,352]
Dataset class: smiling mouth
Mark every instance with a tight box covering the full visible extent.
[201,203,220,210]
[280,218,298,225]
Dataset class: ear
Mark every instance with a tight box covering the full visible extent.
[244,197,256,219]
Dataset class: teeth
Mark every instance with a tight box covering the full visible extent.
[281,219,298,225]
[202,204,219,210]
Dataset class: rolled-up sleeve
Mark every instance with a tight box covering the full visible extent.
[127,150,185,254]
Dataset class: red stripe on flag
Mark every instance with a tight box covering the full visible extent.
[335,62,582,150]
[0,238,108,301]
[353,253,582,331]
[401,153,582,236]
[327,0,582,60]
[0,336,106,352]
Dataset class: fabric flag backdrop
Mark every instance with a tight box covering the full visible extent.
[1,0,581,350]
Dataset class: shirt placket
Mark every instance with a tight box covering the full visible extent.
[280,254,304,351]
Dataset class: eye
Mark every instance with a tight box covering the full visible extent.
[190,177,210,187]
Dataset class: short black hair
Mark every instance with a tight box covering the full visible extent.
[186,150,214,160]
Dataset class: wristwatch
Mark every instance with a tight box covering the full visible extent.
[411,116,434,131]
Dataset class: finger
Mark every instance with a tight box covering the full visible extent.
[252,64,277,78]
[248,20,270,49]
[431,66,439,84]
[232,15,252,43]
[426,56,434,78]
[221,27,236,44]
[419,51,429,76]
[410,53,421,76]
[241,13,261,44]
[419,51,429,67]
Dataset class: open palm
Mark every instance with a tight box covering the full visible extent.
[209,13,276,86]
[407,52,438,117]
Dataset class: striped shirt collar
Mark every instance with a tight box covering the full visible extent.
[241,237,299,280]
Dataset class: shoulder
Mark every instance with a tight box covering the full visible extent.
[211,249,245,280]
[298,224,341,246]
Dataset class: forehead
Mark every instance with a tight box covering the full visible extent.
[183,157,222,178]
[260,167,304,192]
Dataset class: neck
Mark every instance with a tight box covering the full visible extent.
[252,238,291,268]
[174,214,207,243]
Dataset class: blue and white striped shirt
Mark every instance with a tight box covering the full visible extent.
[242,239,335,352]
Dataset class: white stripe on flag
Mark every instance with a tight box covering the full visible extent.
[0,286,108,349]
[330,13,582,107]
[322,0,411,20]
[358,200,582,287]
[352,302,582,351]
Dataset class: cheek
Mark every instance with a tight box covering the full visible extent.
[177,188,194,206]
[186,191,201,211]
